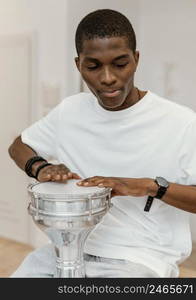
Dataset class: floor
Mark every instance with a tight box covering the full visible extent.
[0,237,34,277]
[0,237,196,277]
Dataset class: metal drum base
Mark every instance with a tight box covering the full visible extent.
[35,221,92,278]
[55,260,85,278]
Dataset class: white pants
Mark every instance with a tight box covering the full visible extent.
[11,244,159,278]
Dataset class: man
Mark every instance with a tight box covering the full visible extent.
[8,9,196,278]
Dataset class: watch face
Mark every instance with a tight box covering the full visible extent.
[156,176,169,188]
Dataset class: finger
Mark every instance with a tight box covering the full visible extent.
[58,172,72,183]
[38,173,51,182]
[77,176,103,186]
[68,172,81,179]
[54,173,70,183]
[37,165,67,182]
[86,179,105,186]
[67,172,73,179]
[56,171,68,180]
[50,172,79,183]
[62,174,68,180]
[72,173,82,179]
[49,171,63,182]
[77,180,99,186]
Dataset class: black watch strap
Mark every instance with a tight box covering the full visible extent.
[144,177,169,212]
[155,185,167,199]
[144,196,154,212]
[154,178,168,199]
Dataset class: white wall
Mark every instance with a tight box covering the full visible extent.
[0,33,33,243]
[0,0,71,120]
[136,0,196,108]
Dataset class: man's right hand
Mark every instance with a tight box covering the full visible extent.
[8,136,80,183]
[34,163,81,183]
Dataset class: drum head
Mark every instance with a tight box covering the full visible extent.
[29,179,111,199]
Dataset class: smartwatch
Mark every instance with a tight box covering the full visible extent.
[144,176,169,212]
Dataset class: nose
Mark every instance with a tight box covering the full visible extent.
[100,67,117,86]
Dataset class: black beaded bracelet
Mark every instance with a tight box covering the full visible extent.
[25,156,47,178]
[35,162,52,180]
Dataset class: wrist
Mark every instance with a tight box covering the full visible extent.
[146,178,159,197]
[25,156,47,178]
[31,161,48,177]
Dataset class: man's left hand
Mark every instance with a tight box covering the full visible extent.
[77,176,156,197]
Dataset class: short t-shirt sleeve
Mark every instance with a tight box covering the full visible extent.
[21,101,63,159]
[180,116,196,185]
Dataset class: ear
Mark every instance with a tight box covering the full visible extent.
[75,57,80,72]
[134,51,139,66]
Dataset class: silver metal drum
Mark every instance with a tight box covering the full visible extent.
[27,179,112,278]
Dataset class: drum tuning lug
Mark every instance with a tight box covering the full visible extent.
[87,196,92,217]
[27,203,32,214]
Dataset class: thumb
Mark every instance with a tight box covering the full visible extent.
[71,172,82,179]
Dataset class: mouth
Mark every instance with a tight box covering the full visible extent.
[100,89,122,98]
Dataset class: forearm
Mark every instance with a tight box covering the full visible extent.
[8,135,41,172]
[148,180,196,213]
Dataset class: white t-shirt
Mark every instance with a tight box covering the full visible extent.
[22,91,196,277]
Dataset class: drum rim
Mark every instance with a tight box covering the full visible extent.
[27,182,112,200]
[28,203,110,217]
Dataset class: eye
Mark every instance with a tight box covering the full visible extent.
[87,65,98,70]
[115,63,128,68]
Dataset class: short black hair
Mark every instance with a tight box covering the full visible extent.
[75,9,136,56]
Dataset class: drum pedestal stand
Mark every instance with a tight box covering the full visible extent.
[45,227,92,277]
[32,220,93,278]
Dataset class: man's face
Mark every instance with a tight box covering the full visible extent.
[75,37,139,111]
